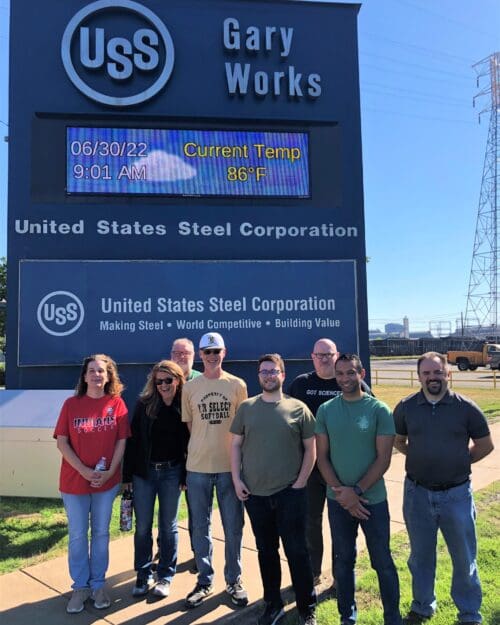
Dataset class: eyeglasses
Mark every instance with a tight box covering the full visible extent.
[312,352,337,360]
[171,351,193,358]
[202,349,222,355]
[155,377,174,386]
[258,369,281,377]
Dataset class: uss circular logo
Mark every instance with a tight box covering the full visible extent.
[37,291,85,337]
[61,0,175,107]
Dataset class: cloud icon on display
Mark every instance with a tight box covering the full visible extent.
[134,150,197,181]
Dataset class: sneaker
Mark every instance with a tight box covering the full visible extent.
[66,588,90,614]
[226,580,249,607]
[92,586,111,609]
[340,620,355,625]
[258,602,285,625]
[301,612,317,625]
[185,583,214,608]
[132,573,154,597]
[153,579,171,598]
[403,611,431,624]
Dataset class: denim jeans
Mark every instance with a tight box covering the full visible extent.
[306,465,330,579]
[245,486,316,616]
[133,463,182,581]
[403,478,482,623]
[186,471,243,586]
[61,484,120,591]
[328,498,402,625]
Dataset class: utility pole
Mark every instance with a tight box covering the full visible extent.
[465,52,499,339]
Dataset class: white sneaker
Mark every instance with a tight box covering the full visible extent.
[66,588,90,613]
[153,579,170,598]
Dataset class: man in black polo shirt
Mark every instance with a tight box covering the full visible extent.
[394,352,493,625]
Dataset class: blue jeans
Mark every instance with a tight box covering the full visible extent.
[61,484,120,591]
[328,498,402,625]
[403,478,482,623]
[133,463,182,581]
[245,485,316,616]
[186,471,243,586]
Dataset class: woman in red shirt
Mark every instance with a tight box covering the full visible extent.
[54,354,130,614]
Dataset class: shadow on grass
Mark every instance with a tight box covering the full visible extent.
[0,520,67,562]
[0,497,64,519]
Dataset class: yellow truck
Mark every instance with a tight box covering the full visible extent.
[447,343,500,371]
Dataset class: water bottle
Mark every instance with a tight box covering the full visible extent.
[120,489,134,532]
[94,456,107,471]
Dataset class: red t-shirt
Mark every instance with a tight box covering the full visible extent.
[53,394,130,494]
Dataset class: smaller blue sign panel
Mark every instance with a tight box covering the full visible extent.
[19,260,357,365]
[66,128,309,197]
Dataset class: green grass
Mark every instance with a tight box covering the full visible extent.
[284,481,500,625]
[374,385,500,421]
[0,492,188,575]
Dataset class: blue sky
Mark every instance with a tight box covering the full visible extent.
[0,0,498,332]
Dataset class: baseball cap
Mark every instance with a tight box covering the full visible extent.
[199,332,225,350]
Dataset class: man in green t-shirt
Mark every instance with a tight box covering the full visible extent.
[315,354,402,625]
[231,353,317,625]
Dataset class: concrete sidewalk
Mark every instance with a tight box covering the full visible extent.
[1,422,499,625]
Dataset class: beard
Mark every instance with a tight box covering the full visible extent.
[260,379,282,393]
[426,379,443,395]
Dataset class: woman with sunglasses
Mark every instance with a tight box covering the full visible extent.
[54,354,129,614]
[123,360,189,599]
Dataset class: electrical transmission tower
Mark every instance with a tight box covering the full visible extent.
[465,52,499,339]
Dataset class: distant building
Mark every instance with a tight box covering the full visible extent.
[403,316,410,339]
[385,323,404,334]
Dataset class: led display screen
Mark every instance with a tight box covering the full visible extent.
[66,127,310,197]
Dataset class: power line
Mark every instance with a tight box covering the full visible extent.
[360,61,470,86]
[360,50,470,81]
[361,106,474,126]
[389,0,499,40]
[360,30,474,64]
[362,81,467,107]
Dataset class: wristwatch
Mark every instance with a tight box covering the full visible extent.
[353,484,364,496]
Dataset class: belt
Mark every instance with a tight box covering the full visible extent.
[150,460,180,470]
[407,476,469,492]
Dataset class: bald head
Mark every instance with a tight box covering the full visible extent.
[311,338,338,379]
[171,337,195,378]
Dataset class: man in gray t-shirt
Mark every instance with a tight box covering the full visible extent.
[394,352,493,625]
[231,353,317,625]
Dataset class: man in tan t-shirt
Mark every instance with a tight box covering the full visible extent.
[182,332,248,609]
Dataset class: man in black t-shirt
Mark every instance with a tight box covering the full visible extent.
[288,338,371,591]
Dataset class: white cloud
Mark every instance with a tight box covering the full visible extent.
[134,150,197,182]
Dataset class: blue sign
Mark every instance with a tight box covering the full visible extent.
[67,128,310,197]
[19,260,358,365]
[8,0,368,395]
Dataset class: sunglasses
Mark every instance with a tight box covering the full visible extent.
[202,349,222,355]
[155,377,174,386]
